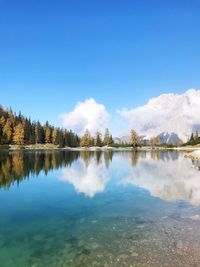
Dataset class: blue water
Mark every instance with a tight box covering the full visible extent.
[0,150,200,267]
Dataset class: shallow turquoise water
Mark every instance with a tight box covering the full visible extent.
[0,150,200,267]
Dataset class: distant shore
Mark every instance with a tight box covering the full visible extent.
[1,144,200,169]
[0,144,199,154]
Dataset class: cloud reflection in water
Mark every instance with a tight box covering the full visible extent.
[120,152,200,205]
[59,151,200,205]
[60,157,109,198]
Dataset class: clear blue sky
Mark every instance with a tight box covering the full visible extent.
[0,0,200,126]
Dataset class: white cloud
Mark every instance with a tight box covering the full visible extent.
[59,98,109,135]
[59,89,200,140]
[118,89,200,141]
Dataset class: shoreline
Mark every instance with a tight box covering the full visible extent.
[0,144,199,154]
[184,150,200,162]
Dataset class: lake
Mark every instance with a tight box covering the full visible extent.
[0,150,200,267]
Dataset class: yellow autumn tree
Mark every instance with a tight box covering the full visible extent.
[80,129,91,147]
[130,129,139,148]
[44,124,51,144]
[13,123,25,145]
[52,128,58,145]
[3,120,12,143]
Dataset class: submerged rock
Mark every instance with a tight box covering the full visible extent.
[190,214,200,220]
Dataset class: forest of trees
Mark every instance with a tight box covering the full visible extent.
[3,104,185,148]
[0,105,121,148]
[184,131,200,146]
[0,150,114,189]
[0,149,170,189]
[0,105,80,147]
[1,104,199,148]
[80,128,114,147]
[0,105,127,148]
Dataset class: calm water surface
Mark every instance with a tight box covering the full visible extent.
[0,150,200,267]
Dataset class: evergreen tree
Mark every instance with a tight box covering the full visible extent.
[23,118,32,144]
[103,128,112,146]
[190,132,194,142]
[57,131,65,147]
[28,119,36,144]
[68,130,80,147]
[94,131,103,147]
[90,137,95,146]
[35,121,43,144]
[0,105,83,147]
[52,128,58,145]
[195,131,199,140]
[109,134,114,145]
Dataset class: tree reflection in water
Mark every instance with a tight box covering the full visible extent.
[1,150,198,206]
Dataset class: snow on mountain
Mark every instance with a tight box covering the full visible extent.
[114,132,182,145]
[118,89,200,142]
[158,132,182,145]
